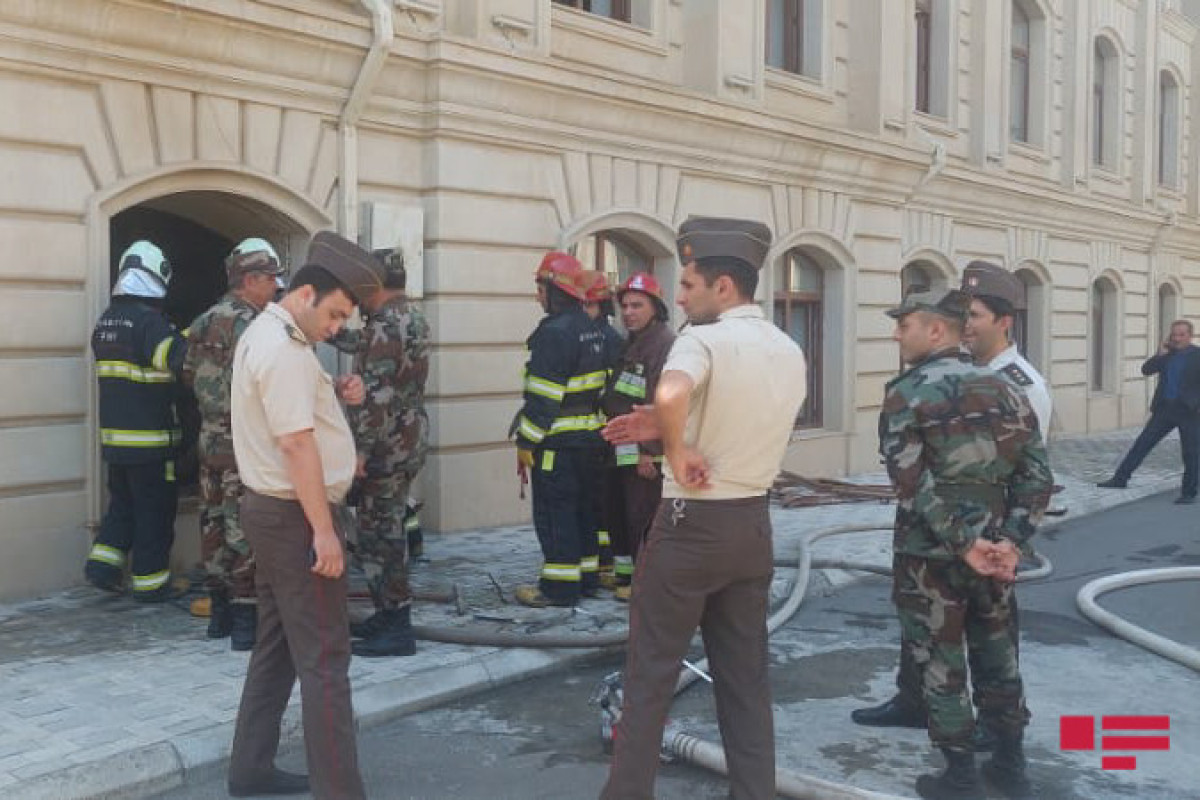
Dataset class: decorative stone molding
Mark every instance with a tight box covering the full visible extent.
[902,209,954,258]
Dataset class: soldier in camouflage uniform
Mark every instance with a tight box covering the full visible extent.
[879,289,1052,800]
[336,248,429,658]
[181,239,286,650]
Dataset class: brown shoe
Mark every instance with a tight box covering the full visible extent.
[514,584,574,608]
[614,585,632,603]
[598,571,619,590]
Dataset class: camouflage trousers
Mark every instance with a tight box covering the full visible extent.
[199,464,255,601]
[353,472,413,609]
[893,553,1029,750]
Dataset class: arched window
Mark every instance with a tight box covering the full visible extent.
[1159,283,1180,342]
[900,260,951,298]
[1158,70,1181,188]
[573,230,652,287]
[766,0,822,79]
[1010,3,1031,143]
[1091,277,1119,391]
[1093,37,1120,169]
[1013,266,1049,371]
[774,250,824,427]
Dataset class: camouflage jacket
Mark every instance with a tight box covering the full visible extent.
[181,292,258,467]
[342,294,430,477]
[878,348,1053,560]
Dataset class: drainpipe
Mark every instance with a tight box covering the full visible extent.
[339,0,394,241]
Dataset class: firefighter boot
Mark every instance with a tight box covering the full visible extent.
[84,561,124,594]
[850,693,927,728]
[350,611,387,639]
[915,748,985,800]
[352,606,417,657]
[206,591,233,639]
[229,603,257,652]
[981,734,1033,799]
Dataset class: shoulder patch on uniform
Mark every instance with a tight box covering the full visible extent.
[1001,362,1034,387]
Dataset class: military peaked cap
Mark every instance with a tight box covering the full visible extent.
[676,216,772,271]
[961,260,1025,310]
[303,231,383,305]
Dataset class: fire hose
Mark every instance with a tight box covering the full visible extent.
[1075,567,1200,673]
[408,523,1051,800]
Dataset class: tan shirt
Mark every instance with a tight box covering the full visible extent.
[661,304,807,500]
[231,303,356,503]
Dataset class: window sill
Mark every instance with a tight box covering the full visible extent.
[764,68,832,103]
[1157,184,1183,199]
[912,111,959,139]
[550,5,664,56]
[1090,166,1124,185]
[1008,142,1050,164]
[790,427,845,441]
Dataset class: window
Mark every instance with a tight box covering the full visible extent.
[915,0,933,113]
[1013,267,1048,371]
[1010,3,1031,143]
[1158,70,1181,188]
[766,0,821,79]
[1159,284,1180,342]
[774,251,823,427]
[552,0,631,23]
[1091,277,1118,392]
[574,230,651,287]
[1093,37,1119,169]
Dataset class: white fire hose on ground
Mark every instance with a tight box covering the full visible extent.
[1075,567,1200,673]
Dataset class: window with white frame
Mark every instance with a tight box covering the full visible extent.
[574,230,651,288]
[1010,3,1031,143]
[774,250,824,427]
[766,0,822,79]
[1158,70,1181,188]
[1090,277,1118,392]
[552,0,631,24]
[1159,283,1180,342]
[1092,37,1120,169]
[914,0,949,117]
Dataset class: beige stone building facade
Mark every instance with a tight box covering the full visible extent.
[2,0,1200,599]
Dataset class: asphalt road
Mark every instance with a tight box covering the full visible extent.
[153,491,1200,800]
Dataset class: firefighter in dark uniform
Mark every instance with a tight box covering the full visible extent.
[600,272,675,601]
[513,252,609,607]
[85,240,189,601]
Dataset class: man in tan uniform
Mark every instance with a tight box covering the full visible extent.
[227,231,380,800]
[600,217,807,800]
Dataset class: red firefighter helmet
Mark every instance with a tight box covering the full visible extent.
[535,251,586,301]
[617,271,664,303]
[579,270,613,303]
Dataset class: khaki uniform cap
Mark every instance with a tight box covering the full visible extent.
[676,217,772,271]
[961,260,1026,310]
[303,231,383,305]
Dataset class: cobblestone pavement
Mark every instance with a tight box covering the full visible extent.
[0,426,1186,798]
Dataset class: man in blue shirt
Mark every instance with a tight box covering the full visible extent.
[1099,320,1200,504]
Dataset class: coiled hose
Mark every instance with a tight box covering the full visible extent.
[1075,567,1200,673]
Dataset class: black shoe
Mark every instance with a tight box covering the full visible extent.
[84,561,124,594]
[981,736,1034,799]
[850,694,927,728]
[228,767,309,797]
[350,610,387,639]
[229,603,257,652]
[207,592,233,639]
[1175,495,1196,505]
[131,578,187,603]
[352,606,417,658]
[916,748,985,800]
[1096,477,1128,488]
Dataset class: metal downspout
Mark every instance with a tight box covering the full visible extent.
[339,0,394,240]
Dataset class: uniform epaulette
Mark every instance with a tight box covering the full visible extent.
[1001,362,1034,387]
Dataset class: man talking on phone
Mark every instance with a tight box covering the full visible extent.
[1098,319,1200,504]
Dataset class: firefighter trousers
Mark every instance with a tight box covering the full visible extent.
[531,445,602,603]
[603,464,663,585]
[88,460,178,597]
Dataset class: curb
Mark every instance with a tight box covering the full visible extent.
[11,646,623,800]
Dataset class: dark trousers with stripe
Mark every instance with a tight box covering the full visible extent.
[604,465,663,582]
[230,490,365,800]
[532,445,602,602]
[89,460,177,592]
[601,496,776,800]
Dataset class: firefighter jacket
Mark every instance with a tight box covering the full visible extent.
[516,307,611,450]
[601,320,675,462]
[91,295,188,464]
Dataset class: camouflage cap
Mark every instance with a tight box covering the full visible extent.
[960,260,1025,310]
[676,216,772,271]
[226,238,284,281]
[886,288,971,323]
[304,231,383,305]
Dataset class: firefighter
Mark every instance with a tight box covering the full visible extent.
[181,238,285,648]
[512,253,609,607]
[580,270,623,585]
[85,241,189,601]
[601,272,675,601]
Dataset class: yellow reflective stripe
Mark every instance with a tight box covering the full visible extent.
[164,460,176,482]
[614,378,647,399]
[597,530,611,547]
[96,361,173,384]
[517,416,546,444]
[541,450,556,472]
[404,515,420,532]
[548,414,603,434]
[88,543,125,567]
[541,563,581,581]
[524,376,566,402]
[614,556,634,576]
[565,370,607,394]
[131,570,170,591]
[100,428,181,448]
[580,555,600,573]
[151,337,174,371]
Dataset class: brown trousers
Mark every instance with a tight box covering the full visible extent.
[601,495,776,800]
[229,490,365,800]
